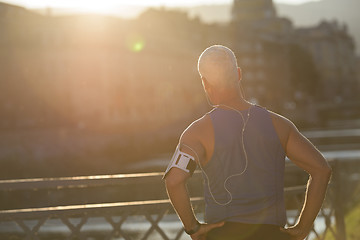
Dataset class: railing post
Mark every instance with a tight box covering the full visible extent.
[333,160,347,240]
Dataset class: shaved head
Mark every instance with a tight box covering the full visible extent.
[198,45,239,89]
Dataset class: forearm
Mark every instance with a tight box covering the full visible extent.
[166,181,198,231]
[297,172,331,230]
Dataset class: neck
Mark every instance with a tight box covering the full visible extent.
[213,90,251,110]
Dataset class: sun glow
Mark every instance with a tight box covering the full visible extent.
[2,0,322,11]
[68,2,115,15]
[1,0,325,18]
[3,0,131,15]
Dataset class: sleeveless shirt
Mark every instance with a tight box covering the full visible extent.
[203,105,287,226]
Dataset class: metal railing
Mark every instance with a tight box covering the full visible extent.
[0,158,359,240]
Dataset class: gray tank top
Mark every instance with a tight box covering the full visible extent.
[203,105,287,226]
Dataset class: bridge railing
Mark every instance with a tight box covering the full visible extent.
[0,158,359,240]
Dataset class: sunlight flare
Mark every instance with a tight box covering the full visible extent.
[126,33,146,53]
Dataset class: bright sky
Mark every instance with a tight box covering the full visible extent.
[1,0,323,17]
[2,0,322,9]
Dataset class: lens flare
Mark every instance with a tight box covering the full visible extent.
[126,33,145,53]
[132,41,145,52]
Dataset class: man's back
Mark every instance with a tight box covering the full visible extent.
[201,105,287,226]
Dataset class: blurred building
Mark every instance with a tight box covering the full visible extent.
[357,56,360,90]
[232,0,277,24]
[0,4,213,131]
[1,1,359,132]
[0,2,34,18]
[295,21,358,102]
[231,0,359,123]
[231,0,295,110]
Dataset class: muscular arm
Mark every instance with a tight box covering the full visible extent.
[164,118,223,239]
[165,167,199,231]
[283,120,332,239]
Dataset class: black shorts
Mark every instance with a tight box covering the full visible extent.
[206,222,291,240]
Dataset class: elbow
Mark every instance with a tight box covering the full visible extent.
[165,175,185,190]
[165,177,177,189]
[319,164,332,182]
[324,164,332,181]
[310,164,332,183]
[164,168,189,192]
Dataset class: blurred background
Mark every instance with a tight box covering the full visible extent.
[0,0,359,179]
[0,1,360,239]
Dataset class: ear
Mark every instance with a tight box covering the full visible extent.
[237,67,242,82]
[201,76,210,90]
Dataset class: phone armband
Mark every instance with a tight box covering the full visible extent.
[163,147,197,179]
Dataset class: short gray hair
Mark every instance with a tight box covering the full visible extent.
[198,45,239,89]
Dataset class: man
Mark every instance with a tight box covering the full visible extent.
[164,45,331,240]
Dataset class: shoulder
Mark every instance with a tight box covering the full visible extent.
[180,113,212,142]
[178,112,214,164]
[253,105,295,130]
[268,110,296,129]
[266,109,299,152]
